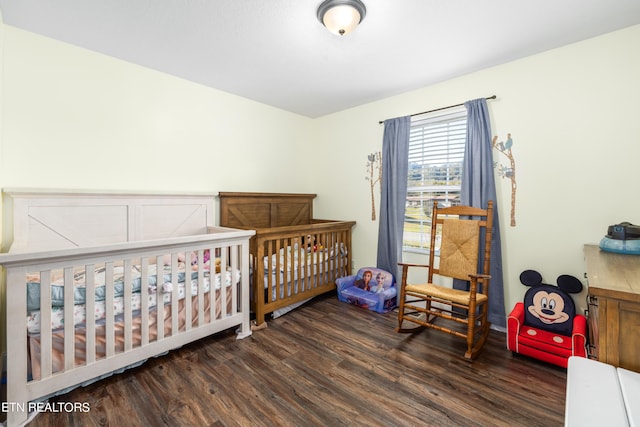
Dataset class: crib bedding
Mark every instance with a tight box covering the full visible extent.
[28,286,233,381]
[26,265,238,333]
[26,258,222,310]
[263,242,347,273]
[255,243,348,299]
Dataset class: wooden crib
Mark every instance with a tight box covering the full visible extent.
[0,190,254,426]
[218,192,355,327]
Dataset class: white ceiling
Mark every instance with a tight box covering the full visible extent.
[1,0,639,118]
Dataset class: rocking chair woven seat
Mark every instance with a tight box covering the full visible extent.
[404,283,489,306]
[396,201,494,360]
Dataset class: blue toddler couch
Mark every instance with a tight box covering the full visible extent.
[336,267,397,313]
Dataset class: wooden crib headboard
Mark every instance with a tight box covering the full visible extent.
[218,192,316,229]
[2,189,217,253]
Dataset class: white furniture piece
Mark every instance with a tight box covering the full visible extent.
[0,190,255,427]
[565,356,639,426]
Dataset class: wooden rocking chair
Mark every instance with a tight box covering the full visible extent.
[396,201,494,359]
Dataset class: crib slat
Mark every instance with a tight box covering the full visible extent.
[218,246,227,318]
[171,253,179,336]
[330,231,338,280]
[156,255,164,341]
[310,234,317,291]
[184,251,193,331]
[85,264,96,364]
[197,249,205,326]
[267,240,275,302]
[140,257,150,346]
[40,271,53,379]
[313,235,318,289]
[124,258,133,351]
[319,232,327,286]
[282,239,289,300]
[213,248,219,320]
[105,262,115,357]
[296,238,303,297]
[63,267,75,372]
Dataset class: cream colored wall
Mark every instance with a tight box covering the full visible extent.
[0,26,313,197]
[311,24,640,315]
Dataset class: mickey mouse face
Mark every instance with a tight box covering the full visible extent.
[520,270,583,336]
[527,289,570,325]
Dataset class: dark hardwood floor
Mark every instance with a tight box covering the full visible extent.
[23,295,567,426]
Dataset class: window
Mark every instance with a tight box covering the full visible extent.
[403,107,467,252]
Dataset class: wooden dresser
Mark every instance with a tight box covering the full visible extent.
[584,244,640,372]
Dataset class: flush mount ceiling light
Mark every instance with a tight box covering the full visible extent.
[317,0,366,36]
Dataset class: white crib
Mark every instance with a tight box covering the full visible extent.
[0,190,255,426]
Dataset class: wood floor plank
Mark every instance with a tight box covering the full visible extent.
[18,295,567,427]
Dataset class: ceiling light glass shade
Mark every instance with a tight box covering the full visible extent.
[317,0,366,36]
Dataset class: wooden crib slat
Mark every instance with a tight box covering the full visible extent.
[292,238,297,294]
[319,231,328,285]
[336,232,342,278]
[63,267,75,372]
[40,271,53,379]
[266,239,275,302]
[311,234,318,291]
[85,264,96,364]
[281,239,286,300]
[334,231,340,278]
[299,241,304,295]
[276,238,283,299]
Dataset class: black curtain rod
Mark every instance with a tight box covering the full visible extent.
[378,95,497,124]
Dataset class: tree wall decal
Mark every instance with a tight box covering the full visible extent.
[366,151,382,220]
[492,133,517,226]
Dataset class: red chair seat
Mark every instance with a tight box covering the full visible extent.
[518,325,575,356]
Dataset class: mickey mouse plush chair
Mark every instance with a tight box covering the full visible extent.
[507,270,587,368]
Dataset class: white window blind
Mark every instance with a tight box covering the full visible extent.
[404,107,467,252]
